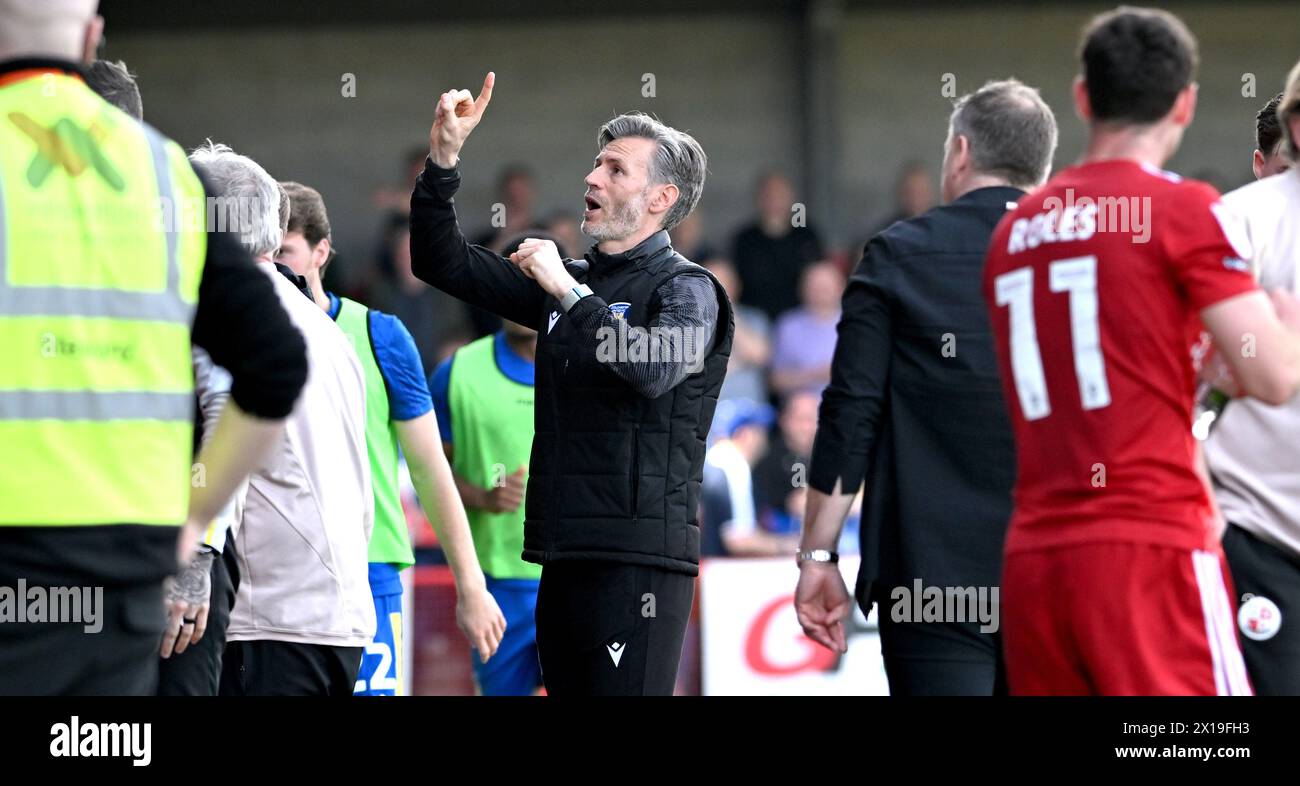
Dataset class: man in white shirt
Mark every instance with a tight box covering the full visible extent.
[1208,61,1300,695]
[189,142,376,696]
[702,399,793,556]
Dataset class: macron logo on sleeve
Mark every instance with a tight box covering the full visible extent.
[548,310,561,334]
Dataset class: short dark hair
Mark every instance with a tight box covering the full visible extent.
[950,79,1058,189]
[281,181,332,248]
[1078,6,1198,124]
[280,181,334,270]
[85,60,142,120]
[1257,92,1285,155]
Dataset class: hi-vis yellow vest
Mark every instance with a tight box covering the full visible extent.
[0,70,207,526]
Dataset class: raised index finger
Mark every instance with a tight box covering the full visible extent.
[474,71,495,115]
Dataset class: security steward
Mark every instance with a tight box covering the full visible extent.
[0,0,308,695]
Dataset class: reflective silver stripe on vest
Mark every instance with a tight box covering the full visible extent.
[0,124,192,324]
[0,390,193,421]
[144,124,182,297]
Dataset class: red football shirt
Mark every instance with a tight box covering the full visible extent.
[983,159,1256,553]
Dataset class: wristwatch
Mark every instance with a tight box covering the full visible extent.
[796,549,839,566]
[559,283,593,312]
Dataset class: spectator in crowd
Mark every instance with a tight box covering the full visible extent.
[769,261,844,398]
[702,400,797,556]
[372,145,429,216]
[731,170,823,320]
[542,209,585,261]
[670,210,714,263]
[352,146,431,302]
[372,215,472,373]
[464,165,540,336]
[754,390,820,536]
[871,160,936,235]
[702,257,772,404]
[472,164,539,251]
[753,385,863,554]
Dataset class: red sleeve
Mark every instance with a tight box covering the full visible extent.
[1162,181,1257,311]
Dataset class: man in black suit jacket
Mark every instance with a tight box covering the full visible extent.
[794,79,1059,695]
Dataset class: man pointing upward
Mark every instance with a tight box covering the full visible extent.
[410,72,734,695]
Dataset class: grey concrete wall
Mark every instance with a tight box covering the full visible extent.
[836,4,1300,245]
[106,16,803,285]
[104,3,1299,272]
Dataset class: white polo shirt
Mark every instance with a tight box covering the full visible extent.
[704,439,757,537]
[226,262,376,647]
[1206,169,1300,559]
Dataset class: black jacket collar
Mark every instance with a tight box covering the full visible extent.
[952,185,1026,210]
[584,230,673,274]
[0,57,87,80]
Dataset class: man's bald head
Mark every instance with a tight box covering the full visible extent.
[0,0,101,64]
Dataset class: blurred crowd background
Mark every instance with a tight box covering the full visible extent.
[97,0,1298,556]
[91,0,1299,692]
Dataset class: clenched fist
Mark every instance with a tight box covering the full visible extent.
[429,71,495,169]
[485,465,526,514]
[510,237,578,299]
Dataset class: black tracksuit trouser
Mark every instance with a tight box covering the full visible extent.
[535,560,694,696]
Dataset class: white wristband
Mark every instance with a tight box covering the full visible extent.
[560,283,593,312]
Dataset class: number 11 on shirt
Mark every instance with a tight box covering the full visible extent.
[995,255,1112,421]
